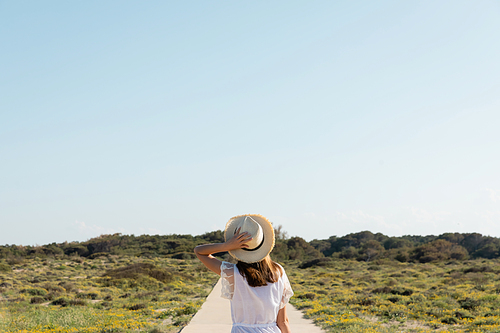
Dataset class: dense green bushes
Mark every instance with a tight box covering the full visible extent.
[1,229,499,263]
[309,231,500,262]
[0,232,224,260]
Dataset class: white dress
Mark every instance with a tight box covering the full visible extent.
[220,261,294,333]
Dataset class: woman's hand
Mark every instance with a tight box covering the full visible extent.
[224,227,252,251]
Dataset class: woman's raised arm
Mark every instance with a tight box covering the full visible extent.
[194,227,252,275]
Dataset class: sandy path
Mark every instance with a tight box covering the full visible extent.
[181,279,325,332]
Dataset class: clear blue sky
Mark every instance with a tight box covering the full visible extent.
[1,1,500,246]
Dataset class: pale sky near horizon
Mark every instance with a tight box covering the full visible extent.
[1,1,500,246]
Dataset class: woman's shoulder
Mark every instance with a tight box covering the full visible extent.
[220,261,236,280]
[221,261,235,269]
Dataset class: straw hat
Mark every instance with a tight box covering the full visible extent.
[224,214,275,263]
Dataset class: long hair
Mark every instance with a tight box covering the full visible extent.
[236,255,283,287]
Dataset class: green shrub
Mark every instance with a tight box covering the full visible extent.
[372,286,392,294]
[30,296,45,304]
[76,292,99,300]
[356,296,375,306]
[172,252,196,260]
[464,266,494,273]
[298,292,316,300]
[409,294,426,303]
[88,252,109,260]
[441,317,458,324]
[42,284,65,293]
[128,303,147,310]
[459,298,482,310]
[381,309,406,320]
[173,315,191,327]
[102,263,174,283]
[58,281,76,293]
[51,297,69,306]
[454,310,474,319]
[44,292,57,301]
[23,288,48,296]
[298,258,332,269]
[101,301,112,308]
[388,296,400,303]
[391,287,413,296]
[0,262,11,272]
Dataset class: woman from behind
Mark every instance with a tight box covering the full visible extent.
[194,214,293,333]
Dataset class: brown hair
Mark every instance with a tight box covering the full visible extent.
[236,255,283,287]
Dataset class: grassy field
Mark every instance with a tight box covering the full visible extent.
[0,255,218,333]
[2,256,500,333]
[288,258,500,333]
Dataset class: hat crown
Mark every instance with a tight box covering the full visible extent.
[236,216,264,250]
[225,214,275,263]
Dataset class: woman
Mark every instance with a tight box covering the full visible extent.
[194,214,293,333]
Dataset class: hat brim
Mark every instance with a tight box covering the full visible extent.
[224,214,275,263]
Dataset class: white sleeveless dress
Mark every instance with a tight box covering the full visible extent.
[220,261,294,333]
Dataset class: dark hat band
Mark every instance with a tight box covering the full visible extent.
[242,236,265,252]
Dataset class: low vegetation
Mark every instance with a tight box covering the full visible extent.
[289,258,500,332]
[0,256,218,333]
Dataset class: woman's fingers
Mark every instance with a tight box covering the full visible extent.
[238,233,252,241]
[237,232,248,239]
[230,231,252,249]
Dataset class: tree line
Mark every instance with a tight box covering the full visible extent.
[1,230,499,263]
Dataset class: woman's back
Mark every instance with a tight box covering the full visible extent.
[220,261,293,333]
